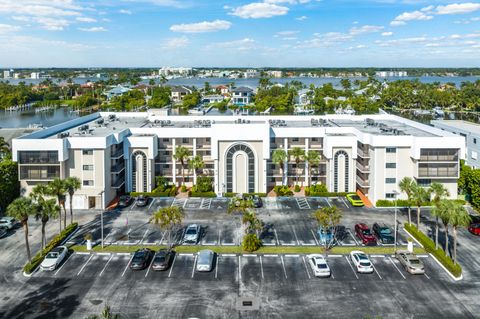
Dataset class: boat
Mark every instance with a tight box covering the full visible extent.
[188,107,205,115]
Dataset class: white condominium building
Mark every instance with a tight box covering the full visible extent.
[12,112,464,209]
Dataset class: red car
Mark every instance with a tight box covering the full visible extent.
[468,223,480,236]
[355,223,377,246]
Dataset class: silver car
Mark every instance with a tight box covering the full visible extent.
[395,250,425,275]
[0,217,16,230]
[183,224,200,244]
[196,249,214,272]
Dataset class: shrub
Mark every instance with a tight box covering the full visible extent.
[404,223,462,277]
[189,191,216,198]
[224,192,237,198]
[181,185,187,192]
[242,233,262,252]
[130,185,176,198]
[155,176,169,190]
[305,183,328,196]
[224,192,267,198]
[274,185,293,196]
[23,223,78,274]
[294,185,301,192]
[194,176,213,193]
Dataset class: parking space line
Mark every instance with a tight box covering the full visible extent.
[291,226,300,245]
[130,200,137,211]
[99,254,113,277]
[215,256,219,279]
[263,254,279,257]
[145,256,155,278]
[148,198,156,210]
[424,272,431,280]
[77,254,94,276]
[140,229,149,244]
[183,199,188,209]
[280,255,288,279]
[310,229,320,246]
[340,197,349,208]
[218,229,221,245]
[372,262,383,280]
[191,254,197,278]
[388,257,406,280]
[238,256,242,281]
[121,255,134,277]
[168,254,177,278]
[221,254,236,257]
[259,256,264,279]
[347,229,360,246]
[273,228,280,245]
[284,254,299,258]
[54,254,74,276]
[324,198,332,207]
[302,256,311,279]
[345,256,359,279]
[159,231,167,245]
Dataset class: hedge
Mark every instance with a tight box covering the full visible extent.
[224,192,267,198]
[274,185,293,196]
[307,191,351,197]
[130,185,177,198]
[189,191,217,198]
[376,199,466,207]
[24,222,78,274]
[404,223,462,278]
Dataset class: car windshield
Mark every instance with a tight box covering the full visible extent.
[350,195,361,200]
[198,252,211,264]
[155,256,166,262]
[362,229,372,236]
[360,261,371,267]
[46,252,59,259]
[186,228,197,235]
[317,263,328,269]
[380,228,391,234]
[358,254,368,260]
[410,259,421,265]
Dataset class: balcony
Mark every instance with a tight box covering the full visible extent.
[356,176,370,188]
[357,148,370,158]
[111,163,125,174]
[111,149,124,159]
[356,162,370,173]
[111,178,125,189]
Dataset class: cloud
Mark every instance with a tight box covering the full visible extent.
[349,25,384,35]
[209,38,256,51]
[170,20,232,33]
[164,36,189,49]
[381,31,393,36]
[436,3,480,15]
[229,2,289,19]
[119,9,132,15]
[0,23,21,34]
[275,30,299,36]
[391,10,433,26]
[296,15,307,21]
[78,26,107,32]
[121,0,188,9]
[76,17,97,23]
[264,0,311,3]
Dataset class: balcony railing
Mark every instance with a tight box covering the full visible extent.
[111,178,125,189]
[356,176,370,188]
[111,163,125,174]
[357,148,370,158]
[111,149,124,159]
[356,162,370,172]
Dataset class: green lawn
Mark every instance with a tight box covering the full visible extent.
[71,244,425,255]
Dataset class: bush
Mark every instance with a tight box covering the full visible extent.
[194,176,213,193]
[242,233,262,252]
[23,223,78,274]
[224,192,237,198]
[305,184,329,196]
[155,176,169,190]
[181,185,187,192]
[274,185,293,196]
[189,191,216,198]
[131,185,176,197]
[404,223,462,277]
[294,185,301,192]
[375,199,468,207]
[224,192,267,198]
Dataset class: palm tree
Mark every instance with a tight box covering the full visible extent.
[304,150,320,187]
[65,177,81,225]
[272,149,288,185]
[47,178,67,230]
[35,199,60,249]
[399,177,415,224]
[7,198,36,262]
[411,183,428,228]
[188,155,205,184]
[288,147,305,186]
[150,206,184,250]
[174,146,191,187]
[429,183,450,249]
[449,202,471,264]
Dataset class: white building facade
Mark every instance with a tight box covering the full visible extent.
[12,112,464,209]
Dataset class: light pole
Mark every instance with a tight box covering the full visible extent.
[393,190,400,253]
[99,191,105,249]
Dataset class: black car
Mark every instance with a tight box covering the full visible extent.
[0,226,7,239]
[152,249,173,271]
[118,195,133,207]
[136,195,149,207]
[130,248,154,270]
[372,223,395,244]
[252,195,263,208]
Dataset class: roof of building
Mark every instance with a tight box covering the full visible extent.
[431,120,480,135]
[170,86,192,93]
[106,85,130,95]
[232,86,253,93]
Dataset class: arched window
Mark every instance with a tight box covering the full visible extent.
[225,144,255,193]
[132,151,147,193]
[334,150,349,192]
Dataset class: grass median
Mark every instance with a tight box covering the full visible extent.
[71,244,425,255]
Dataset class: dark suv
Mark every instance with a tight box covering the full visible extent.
[372,223,395,244]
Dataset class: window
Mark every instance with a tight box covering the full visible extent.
[20,166,60,180]
[386,147,396,153]
[385,193,396,199]
[82,149,93,155]
[82,165,94,171]
[385,178,396,184]
[18,151,59,164]
[385,163,396,168]
[83,180,94,186]
[417,179,431,187]
[182,138,189,144]
[474,138,477,144]
[312,138,319,142]
[292,138,299,142]
[206,150,211,156]
[472,151,478,160]
[162,138,170,143]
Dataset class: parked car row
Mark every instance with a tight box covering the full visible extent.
[355,223,395,246]
[117,195,150,208]
[128,248,215,272]
[0,217,18,239]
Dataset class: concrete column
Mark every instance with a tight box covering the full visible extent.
[214,159,220,196]
[172,138,176,186]
[193,138,197,185]
[284,138,288,185]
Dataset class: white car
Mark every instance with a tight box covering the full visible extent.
[183,224,200,244]
[196,249,215,272]
[0,217,16,230]
[307,254,331,278]
[350,250,374,274]
[40,246,68,271]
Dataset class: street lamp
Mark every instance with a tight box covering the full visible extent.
[99,191,105,249]
[392,190,400,253]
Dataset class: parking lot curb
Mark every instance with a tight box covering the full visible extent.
[402,228,424,248]
[23,270,34,278]
[428,253,463,281]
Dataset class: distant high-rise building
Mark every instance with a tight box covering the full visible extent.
[31,72,40,79]
[3,70,11,78]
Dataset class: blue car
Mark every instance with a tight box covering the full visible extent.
[317,226,334,245]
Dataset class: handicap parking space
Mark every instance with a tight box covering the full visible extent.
[150,198,174,211]
[277,197,298,210]
[307,197,330,209]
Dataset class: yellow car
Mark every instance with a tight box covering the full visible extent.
[346,194,364,207]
